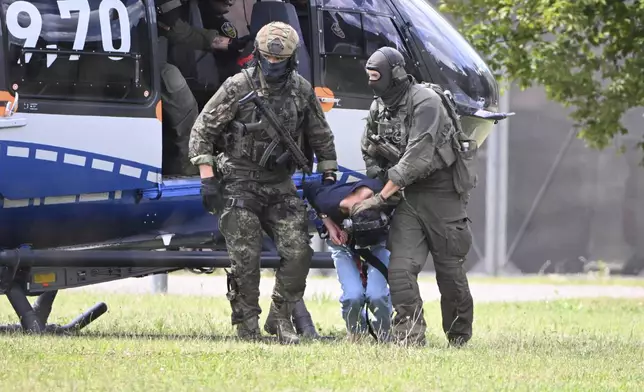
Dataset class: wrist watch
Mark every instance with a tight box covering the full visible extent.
[318,213,328,219]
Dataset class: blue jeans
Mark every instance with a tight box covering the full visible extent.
[327,239,392,339]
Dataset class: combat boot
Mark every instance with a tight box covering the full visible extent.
[264,302,300,345]
[236,317,261,342]
[292,299,321,340]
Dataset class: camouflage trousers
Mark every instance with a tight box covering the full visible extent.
[218,176,312,326]
[387,188,474,347]
[160,62,199,176]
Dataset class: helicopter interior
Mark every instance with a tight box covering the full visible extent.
[159,0,426,177]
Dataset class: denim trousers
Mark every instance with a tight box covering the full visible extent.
[327,239,392,338]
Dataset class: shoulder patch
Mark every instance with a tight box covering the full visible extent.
[221,21,237,39]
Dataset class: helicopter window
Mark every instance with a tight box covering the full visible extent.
[320,9,420,98]
[392,0,498,110]
[1,0,152,103]
[318,0,394,16]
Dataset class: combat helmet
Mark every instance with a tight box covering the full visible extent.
[254,21,300,69]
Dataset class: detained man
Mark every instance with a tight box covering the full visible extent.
[302,178,394,342]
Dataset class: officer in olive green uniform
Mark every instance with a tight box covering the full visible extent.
[156,0,247,175]
[188,22,338,344]
[351,47,477,347]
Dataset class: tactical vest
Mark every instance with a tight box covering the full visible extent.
[220,67,307,171]
[370,82,479,195]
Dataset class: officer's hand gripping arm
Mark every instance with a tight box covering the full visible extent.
[301,88,338,177]
[387,96,441,187]
[189,77,240,168]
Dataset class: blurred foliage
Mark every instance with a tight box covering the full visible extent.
[438,0,644,155]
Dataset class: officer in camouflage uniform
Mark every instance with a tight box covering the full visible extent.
[351,47,476,347]
[188,21,338,344]
[156,0,245,175]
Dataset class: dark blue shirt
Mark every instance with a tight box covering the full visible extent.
[302,178,385,224]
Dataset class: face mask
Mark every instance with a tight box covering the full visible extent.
[259,56,289,82]
[368,78,389,97]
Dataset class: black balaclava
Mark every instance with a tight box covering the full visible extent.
[365,47,411,108]
[208,0,233,15]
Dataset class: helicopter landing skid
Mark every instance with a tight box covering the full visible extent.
[0,287,107,335]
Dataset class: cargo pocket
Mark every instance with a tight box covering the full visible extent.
[444,218,472,259]
[451,133,479,195]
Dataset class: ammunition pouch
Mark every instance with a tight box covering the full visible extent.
[450,132,479,195]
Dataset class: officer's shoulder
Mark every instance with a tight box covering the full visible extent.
[218,71,252,94]
[410,83,441,105]
[291,72,315,93]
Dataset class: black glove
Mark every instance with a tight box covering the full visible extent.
[228,35,254,51]
[201,176,224,214]
[322,171,336,185]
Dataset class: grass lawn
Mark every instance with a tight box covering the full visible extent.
[0,292,643,391]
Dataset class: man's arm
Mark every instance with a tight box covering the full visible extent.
[164,19,231,52]
[386,92,442,188]
[188,76,241,176]
[301,85,338,173]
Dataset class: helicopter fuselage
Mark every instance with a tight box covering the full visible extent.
[0,0,505,252]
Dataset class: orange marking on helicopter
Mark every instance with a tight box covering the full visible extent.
[314,87,335,112]
[0,91,16,117]
[155,100,162,122]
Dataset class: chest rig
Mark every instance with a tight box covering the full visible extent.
[372,98,411,170]
[225,67,306,170]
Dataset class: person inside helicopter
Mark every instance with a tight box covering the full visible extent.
[198,0,256,82]
[157,0,254,176]
[302,178,396,342]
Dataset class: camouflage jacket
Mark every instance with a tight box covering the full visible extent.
[189,66,338,180]
[361,83,457,189]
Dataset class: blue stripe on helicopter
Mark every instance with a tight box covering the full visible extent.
[0,140,366,207]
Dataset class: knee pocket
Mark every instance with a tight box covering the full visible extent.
[444,218,472,258]
[388,269,416,302]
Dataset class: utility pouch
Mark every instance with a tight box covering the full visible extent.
[450,132,479,195]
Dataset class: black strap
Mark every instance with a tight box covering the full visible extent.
[351,247,389,284]
[348,244,389,342]
[225,198,264,216]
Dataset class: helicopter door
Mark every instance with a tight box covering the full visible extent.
[0,0,161,201]
[312,0,423,175]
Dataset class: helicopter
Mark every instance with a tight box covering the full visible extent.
[0,0,511,334]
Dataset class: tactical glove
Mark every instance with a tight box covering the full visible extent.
[228,35,254,52]
[201,176,225,214]
[349,193,386,216]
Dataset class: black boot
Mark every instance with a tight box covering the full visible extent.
[292,299,320,339]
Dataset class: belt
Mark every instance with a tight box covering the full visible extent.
[220,166,263,180]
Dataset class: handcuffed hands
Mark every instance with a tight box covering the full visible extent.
[325,219,348,245]
[349,193,386,216]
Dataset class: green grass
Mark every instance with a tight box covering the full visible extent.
[175,268,644,287]
[1,293,643,391]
